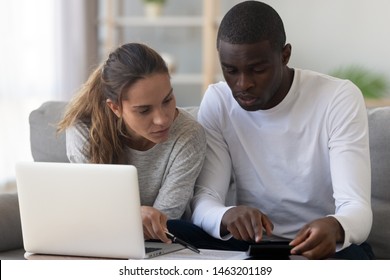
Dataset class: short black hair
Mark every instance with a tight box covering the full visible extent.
[217,1,286,51]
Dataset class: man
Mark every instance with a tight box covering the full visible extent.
[191,1,373,259]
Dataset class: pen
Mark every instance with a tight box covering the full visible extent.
[165,231,201,254]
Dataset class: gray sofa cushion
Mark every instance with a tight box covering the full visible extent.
[0,193,23,252]
[366,107,390,259]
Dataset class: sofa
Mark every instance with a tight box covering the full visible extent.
[0,101,389,259]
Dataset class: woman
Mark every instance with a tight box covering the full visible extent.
[57,43,206,244]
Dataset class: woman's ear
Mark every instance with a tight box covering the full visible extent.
[106,99,121,118]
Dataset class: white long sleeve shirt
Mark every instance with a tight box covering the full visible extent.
[191,69,372,250]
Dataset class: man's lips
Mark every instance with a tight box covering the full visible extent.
[235,93,258,106]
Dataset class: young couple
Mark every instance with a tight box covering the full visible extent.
[58,1,373,260]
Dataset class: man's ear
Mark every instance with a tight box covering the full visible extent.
[281,43,292,65]
[106,99,121,118]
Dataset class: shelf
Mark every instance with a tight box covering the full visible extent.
[100,0,220,95]
[171,74,203,84]
[365,98,390,108]
[114,16,204,27]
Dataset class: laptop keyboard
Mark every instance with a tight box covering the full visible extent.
[145,247,161,253]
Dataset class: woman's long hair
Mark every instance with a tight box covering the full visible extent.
[57,43,169,163]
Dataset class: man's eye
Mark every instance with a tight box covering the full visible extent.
[253,68,266,73]
[223,67,237,74]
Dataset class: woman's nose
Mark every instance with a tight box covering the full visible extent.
[153,110,169,126]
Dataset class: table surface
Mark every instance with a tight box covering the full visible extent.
[24,249,306,260]
[24,249,248,260]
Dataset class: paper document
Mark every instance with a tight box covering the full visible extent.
[152,249,248,260]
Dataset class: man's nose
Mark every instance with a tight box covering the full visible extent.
[236,73,254,90]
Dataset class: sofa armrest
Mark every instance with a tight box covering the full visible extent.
[0,193,23,252]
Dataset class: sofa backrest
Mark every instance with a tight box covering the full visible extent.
[29,101,390,259]
[29,101,69,162]
[366,107,390,259]
[28,101,201,163]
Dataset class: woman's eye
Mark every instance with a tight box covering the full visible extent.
[138,108,150,114]
[163,97,173,104]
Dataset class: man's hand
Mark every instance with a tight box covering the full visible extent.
[221,205,273,242]
[141,206,171,243]
[290,216,345,259]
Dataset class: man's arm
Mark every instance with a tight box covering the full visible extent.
[191,86,274,241]
[291,81,372,259]
[327,81,372,248]
[190,120,234,239]
[190,87,235,239]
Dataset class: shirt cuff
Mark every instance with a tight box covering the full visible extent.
[201,205,236,239]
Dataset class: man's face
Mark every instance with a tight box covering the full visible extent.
[218,40,291,111]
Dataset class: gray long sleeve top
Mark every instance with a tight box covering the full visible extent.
[66,108,206,219]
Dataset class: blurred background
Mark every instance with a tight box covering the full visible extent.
[1,0,390,192]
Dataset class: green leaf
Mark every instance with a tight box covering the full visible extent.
[329,65,389,99]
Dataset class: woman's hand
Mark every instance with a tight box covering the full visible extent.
[141,206,171,243]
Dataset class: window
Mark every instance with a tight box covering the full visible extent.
[0,0,96,191]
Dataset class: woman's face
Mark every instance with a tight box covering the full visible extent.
[107,73,177,149]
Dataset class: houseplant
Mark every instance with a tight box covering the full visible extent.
[142,0,167,18]
[329,65,389,100]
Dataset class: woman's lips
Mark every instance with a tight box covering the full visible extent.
[151,127,170,137]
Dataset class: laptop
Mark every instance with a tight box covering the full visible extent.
[15,161,184,259]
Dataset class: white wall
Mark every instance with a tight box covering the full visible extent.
[100,0,390,106]
[262,0,390,80]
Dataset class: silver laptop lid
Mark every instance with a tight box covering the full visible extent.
[15,162,146,259]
